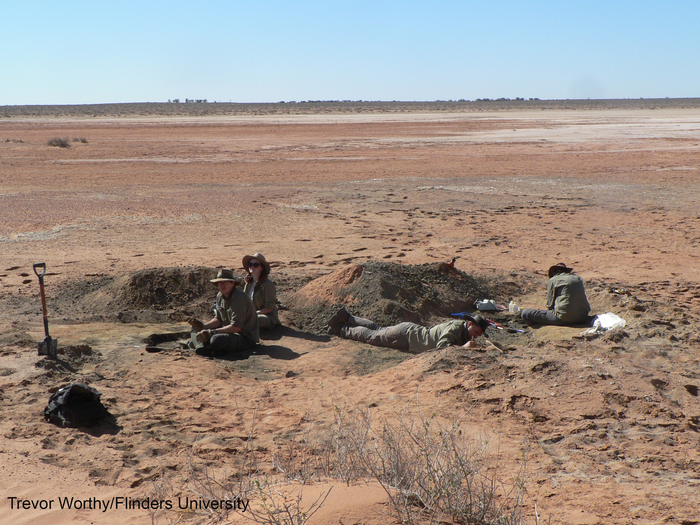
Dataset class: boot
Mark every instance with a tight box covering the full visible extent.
[328,306,351,335]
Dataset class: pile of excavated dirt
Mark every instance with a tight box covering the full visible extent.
[284,261,534,335]
[52,266,220,323]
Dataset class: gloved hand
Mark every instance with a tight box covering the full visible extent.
[187,318,204,332]
[196,329,214,343]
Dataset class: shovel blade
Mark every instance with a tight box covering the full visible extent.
[38,337,58,360]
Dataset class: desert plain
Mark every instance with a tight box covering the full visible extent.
[1,99,700,525]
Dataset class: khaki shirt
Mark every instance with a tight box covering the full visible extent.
[243,279,280,325]
[546,273,591,323]
[216,288,259,343]
[405,320,468,353]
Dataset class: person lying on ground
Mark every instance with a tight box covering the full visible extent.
[327,307,492,353]
[520,262,592,326]
[242,252,281,330]
[188,269,259,356]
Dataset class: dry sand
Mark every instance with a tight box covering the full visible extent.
[1,101,700,525]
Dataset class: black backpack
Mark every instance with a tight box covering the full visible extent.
[44,383,108,428]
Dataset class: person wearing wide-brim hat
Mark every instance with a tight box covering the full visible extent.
[242,253,280,329]
[520,263,592,326]
[188,269,259,356]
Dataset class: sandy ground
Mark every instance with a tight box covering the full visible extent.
[1,103,700,525]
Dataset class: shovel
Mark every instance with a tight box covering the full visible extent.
[33,262,58,359]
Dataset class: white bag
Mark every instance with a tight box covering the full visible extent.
[475,300,499,311]
[581,312,626,335]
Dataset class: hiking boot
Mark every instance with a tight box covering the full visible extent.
[328,306,351,335]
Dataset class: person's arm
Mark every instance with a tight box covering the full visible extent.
[257,281,276,315]
[210,323,242,334]
[545,277,557,309]
[435,323,472,349]
[203,318,223,330]
[462,339,502,352]
[200,317,243,335]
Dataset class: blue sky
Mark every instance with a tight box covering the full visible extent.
[1,1,697,105]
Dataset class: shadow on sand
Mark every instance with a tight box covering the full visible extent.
[258,324,331,343]
[82,414,123,437]
[197,343,302,362]
[152,325,329,362]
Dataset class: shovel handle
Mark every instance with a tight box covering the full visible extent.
[33,263,50,338]
[33,262,47,281]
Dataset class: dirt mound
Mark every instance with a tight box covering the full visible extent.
[285,261,518,334]
[54,267,219,323]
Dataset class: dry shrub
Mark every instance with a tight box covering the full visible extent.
[47,137,71,148]
[370,413,526,525]
[271,400,526,525]
[185,454,331,525]
[146,401,526,525]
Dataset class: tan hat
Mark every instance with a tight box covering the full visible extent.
[210,269,239,283]
[548,262,573,278]
[242,252,271,276]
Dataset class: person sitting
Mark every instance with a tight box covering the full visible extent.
[242,252,281,330]
[189,269,259,356]
[328,307,489,353]
[520,262,592,326]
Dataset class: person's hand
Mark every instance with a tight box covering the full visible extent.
[463,340,476,349]
[187,318,204,332]
[196,329,214,343]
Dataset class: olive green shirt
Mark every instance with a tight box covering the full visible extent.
[243,279,280,325]
[216,288,259,343]
[405,320,469,353]
[546,273,591,323]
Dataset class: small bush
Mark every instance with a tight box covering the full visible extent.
[72,137,88,143]
[47,137,71,148]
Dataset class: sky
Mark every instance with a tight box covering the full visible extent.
[1,1,698,105]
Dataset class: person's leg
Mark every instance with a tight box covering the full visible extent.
[329,307,380,335]
[192,329,218,356]
[345,314,380,329]
[209,333,255,355]
[340,324,409,351]
[520,309,566,325]
[191,330,205,349]
[257,314,272,330]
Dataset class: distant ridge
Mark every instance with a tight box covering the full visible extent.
[2,98,699,118]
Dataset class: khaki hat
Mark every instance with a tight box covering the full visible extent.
[210,269,239,283]
[242,252,271,276]
[471,314,490,333]
[548,262,574,278]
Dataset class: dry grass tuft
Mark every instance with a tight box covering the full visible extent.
[47,137,71,148]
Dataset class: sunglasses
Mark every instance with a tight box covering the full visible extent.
[248,262,261,268]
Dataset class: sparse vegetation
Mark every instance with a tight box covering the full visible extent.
[160,400,526,525]
[279,402,526,525]
[72,137,88,143]
[47,137,71,148]
[2,98,696,119]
